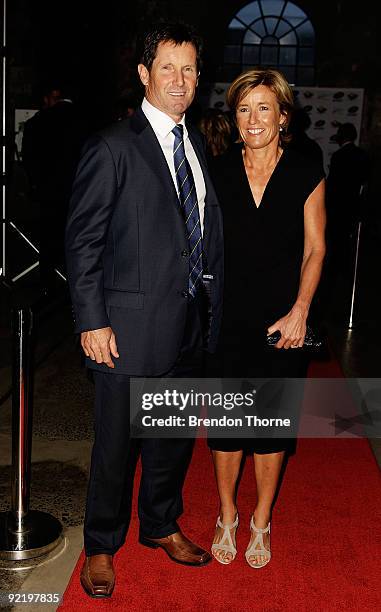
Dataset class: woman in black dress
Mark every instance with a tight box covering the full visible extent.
[209,69,326,568]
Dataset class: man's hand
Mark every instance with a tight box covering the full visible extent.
[81,327,119,368]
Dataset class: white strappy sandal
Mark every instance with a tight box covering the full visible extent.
[211,514,239,564]
[245,516,271,568]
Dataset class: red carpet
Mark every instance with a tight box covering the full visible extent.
[60,359,381,611]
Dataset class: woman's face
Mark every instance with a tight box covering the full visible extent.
[235,84,286,150]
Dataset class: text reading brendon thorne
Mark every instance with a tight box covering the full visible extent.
[129,385,294,438]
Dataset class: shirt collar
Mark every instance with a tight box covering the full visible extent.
[141,97,187,139]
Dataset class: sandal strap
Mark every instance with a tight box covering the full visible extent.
[246,532,271,556]
[211,543,237,553]
[216,514,239,530]
[246,516,271,560]
[245,550,271,562]
[250,516,270,534]
[212,514,238,556]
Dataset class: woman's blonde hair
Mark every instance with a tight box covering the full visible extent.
[227,68,294,143]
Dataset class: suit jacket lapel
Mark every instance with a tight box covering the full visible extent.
[130,108,180,209]
[130,109,220,253]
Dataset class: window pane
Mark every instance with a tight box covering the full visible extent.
[227,27,245,44]
[260,44,278,64]
[278,65,296,83]
[279,31,297,44]
[298,47,314,66]
[296,66,315,85]
[264,17,280,35]
[260,0,286,16]
[224,45,241,63]
[279,46,296,65]
[242,44,260,64]
[295,21,315,44]
[228,18,246,30]
[274,19,293,37]
[236,2,261,25]
[287,16,308,27]
[283,1,307,19]
[262,35,278,46]
[227,19,246,44]
[250,18,267,36]
[244,29,262,44]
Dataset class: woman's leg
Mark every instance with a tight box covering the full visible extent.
[248,450,285,565]
[245,345,306,565]
[211,449,243,562]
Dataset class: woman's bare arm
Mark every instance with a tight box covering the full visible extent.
[267,179,326,349]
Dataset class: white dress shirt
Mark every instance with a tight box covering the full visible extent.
[141,97,206,235]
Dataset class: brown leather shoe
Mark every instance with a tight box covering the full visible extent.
[139,530,212,566]
[80,554,115,598]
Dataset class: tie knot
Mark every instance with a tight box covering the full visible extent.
[172,124,184,139]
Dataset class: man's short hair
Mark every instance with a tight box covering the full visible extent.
[137,21,203,72]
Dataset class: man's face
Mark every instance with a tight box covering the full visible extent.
[138,41,198,122]
[43,89,62,108]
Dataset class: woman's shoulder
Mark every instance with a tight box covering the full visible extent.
[283,146,325,179]
[282,147,325,199]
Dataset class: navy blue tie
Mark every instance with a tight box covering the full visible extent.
[172,124,203,297]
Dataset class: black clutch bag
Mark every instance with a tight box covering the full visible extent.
[266,325,323,350]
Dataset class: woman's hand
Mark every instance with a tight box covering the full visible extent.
[267,305,308,349]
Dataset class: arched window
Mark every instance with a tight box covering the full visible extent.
[224,0,315,85]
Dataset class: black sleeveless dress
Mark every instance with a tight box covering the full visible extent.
[208,144,325,453]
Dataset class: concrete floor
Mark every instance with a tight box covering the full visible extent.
[0,221,380,610]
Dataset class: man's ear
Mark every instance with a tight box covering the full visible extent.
[138,64,149,87]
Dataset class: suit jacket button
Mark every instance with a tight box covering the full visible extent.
[181,291,188,298]
[181,250,188,257]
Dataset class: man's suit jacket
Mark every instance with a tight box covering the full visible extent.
[65,108,224,376]
[326,142,369,230]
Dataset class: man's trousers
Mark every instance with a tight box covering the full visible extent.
[84,294,204,555]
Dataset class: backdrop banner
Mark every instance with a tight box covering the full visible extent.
[198,83,364,173]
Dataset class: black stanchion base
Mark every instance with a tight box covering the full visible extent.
[0,510,63,560]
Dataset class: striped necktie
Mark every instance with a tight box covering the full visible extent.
[172,124,203,298]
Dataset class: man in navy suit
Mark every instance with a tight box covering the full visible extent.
[327,122,369,240]
[65,21,223,597]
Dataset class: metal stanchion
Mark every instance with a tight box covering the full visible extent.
[0,308,63,560]
[348,221,362,329]
[0,0,10,288]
